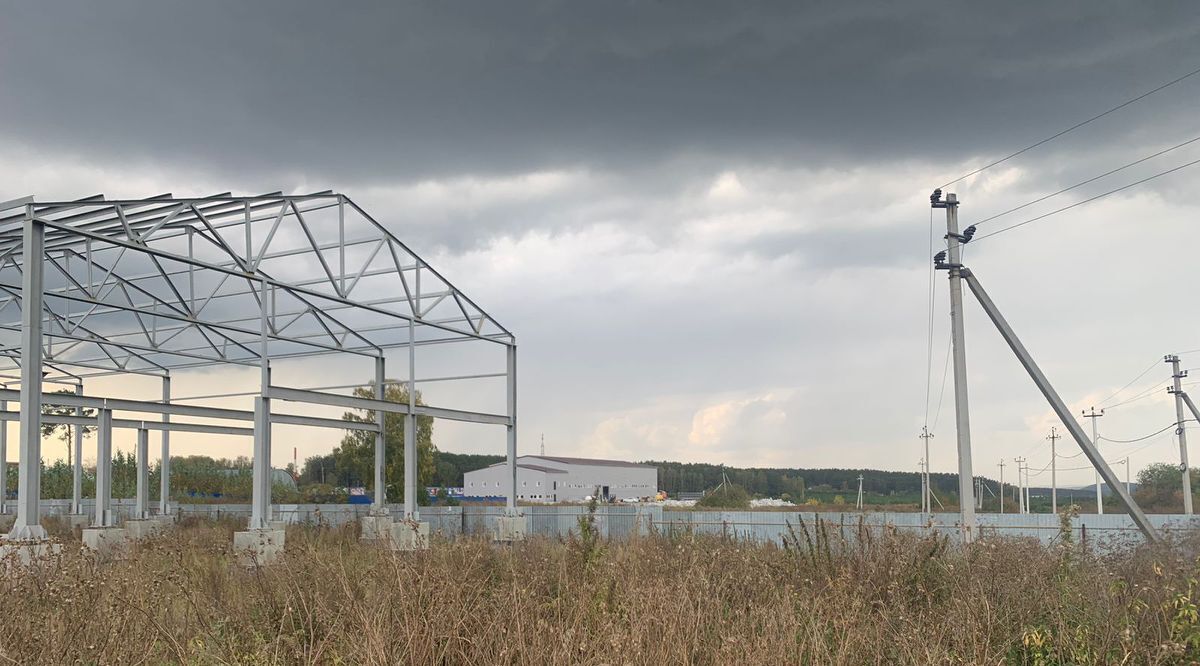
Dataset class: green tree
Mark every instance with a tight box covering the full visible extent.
[780,474,806,499]
[1135,462,1200,512]
[334,381,437,504]
[40,388,95,467]
[695,483,750,509]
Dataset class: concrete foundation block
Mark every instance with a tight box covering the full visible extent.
[63,514,92,533]
[233,529,285,566]
[388,520,430,551]
[82,527,129,560]
[360,515,394,541]
[153,514,175,528]
[494,515,527,543]
[124,519,166,541]
[268,520,288,531]
[0,540,62,569]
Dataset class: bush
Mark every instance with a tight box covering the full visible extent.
[695,483,751,509]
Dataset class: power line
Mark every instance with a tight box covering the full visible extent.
[1094,377,1198,414]
[939,64,1200,189]
[969,155,1200,244]
[930,337,952,432]
[1099,419,1197,444]
[970,133,1200,229]
[1097,357,1165,407]
[1106,382,1171,410]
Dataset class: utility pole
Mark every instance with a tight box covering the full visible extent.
[998,459,1005,514]
[1082,407,1104,514]
[1014,457,1027,514]
[1124,457,1131,495]
[932,189,976,541]
[856,474,864,510]
[1047,427,1060,514]
[1167,355,1193,515]
[1024,462,1031,513]
[919,427,934,515]
[918,459,927,513]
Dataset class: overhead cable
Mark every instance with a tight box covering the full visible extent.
[939,64,1200,188]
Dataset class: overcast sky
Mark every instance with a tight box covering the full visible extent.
[4,1,1200,486]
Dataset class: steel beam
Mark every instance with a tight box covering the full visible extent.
[9,215,46,540]
[264,385,509,426]
[962,268,1160,542]
[0,411,253,436]
[0,388,253,421]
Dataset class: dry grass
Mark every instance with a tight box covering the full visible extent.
[0,517,1198,664]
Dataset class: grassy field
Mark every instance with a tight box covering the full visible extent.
[1,516,1199,664]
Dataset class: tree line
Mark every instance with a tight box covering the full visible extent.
[649,461,968,499]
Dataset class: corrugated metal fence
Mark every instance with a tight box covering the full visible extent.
[37,501,1197,548]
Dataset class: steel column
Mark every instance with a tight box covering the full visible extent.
[0,396,7,515]
[249,280,272,530]
[506,343,518,515]
[160,376,170,515]
[94,409,115,527]
[403,320,416,519]
[373,356,387,512]
[135,427,149,519]
[250,396,272,529]
[9,215,46,540]
[71,382,84,514]
[962,269,1159,541]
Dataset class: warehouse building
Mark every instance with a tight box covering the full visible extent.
[464,456,658,503]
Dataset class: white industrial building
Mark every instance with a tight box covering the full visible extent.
[464,456,658,503]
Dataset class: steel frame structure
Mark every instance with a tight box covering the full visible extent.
[0,192,518,540]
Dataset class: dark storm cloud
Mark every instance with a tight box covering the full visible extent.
[3,1,1199,184]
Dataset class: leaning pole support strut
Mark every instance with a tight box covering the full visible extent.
[961,267,1161,542]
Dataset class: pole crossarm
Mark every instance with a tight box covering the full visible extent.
[960,267,1160,542]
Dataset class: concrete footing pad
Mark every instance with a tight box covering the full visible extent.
[388,521,430,551]
[82,527,129,560]
[124,519,166,541]
[494,515,527,543]
[0,540,62,568]
[233,529,285,566]
[63,514,91,533]
[359,515,394,542]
